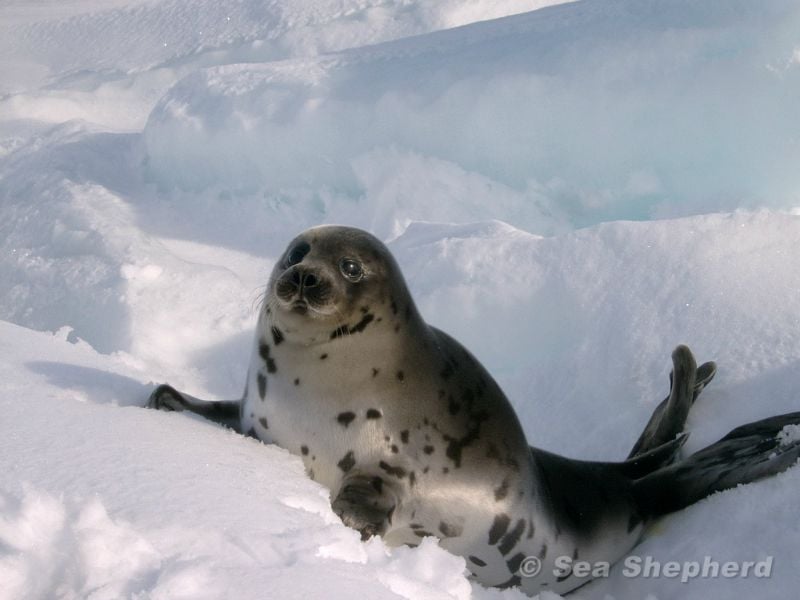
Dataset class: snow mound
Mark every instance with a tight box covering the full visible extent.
[0,0,571,128]
[144,0,800,229]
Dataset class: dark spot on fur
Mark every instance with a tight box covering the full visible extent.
[394,325,400,333]
[442,467,449,474]
[390,299,398,315]
[528,521,535,539]
[384,435,390,442]
[259,417,269,429]
[506,553,526,575]
[400,430,409,444]
[349,313,374,334]
[308,468,315,480]
[391,445,399,453]
[396,370,405,382]
[423,466,430,473]
[495,478,509,501]
[409,471,416,486]
[379,461,407,479]
[372,368,380,377]
[320,353,328,360]
[337,411,356,427]
[257,373,267,399]
[439,521,463,538]
[271,326,284,345]
[366,409,382,419]
[539,544,547,559]
[337,451,355,472]
[444,410,488,468]
[423,445,434,455]
[301,445,309,455]
[469,556,487,567]
[330,325,348,339]
[498,519,526,555]
[259,343,277,373]
[294,378,300,386]
[488,513,511,545]
[410,523,423,529]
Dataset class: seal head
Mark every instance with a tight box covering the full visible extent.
[267,226,410,345]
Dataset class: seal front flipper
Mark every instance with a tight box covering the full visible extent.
[147,383,242,433]
[332,474,398,540]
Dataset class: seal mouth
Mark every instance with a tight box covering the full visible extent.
[291,300,309,315]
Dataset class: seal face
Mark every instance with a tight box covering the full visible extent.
[149,225,800,596]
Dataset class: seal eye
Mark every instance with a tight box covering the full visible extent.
[339,258,363,282]
[286,242,310,267]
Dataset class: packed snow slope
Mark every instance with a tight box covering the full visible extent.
[1,0,800,599]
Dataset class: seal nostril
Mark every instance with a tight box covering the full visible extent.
[290,270,302,286]
[304,273,319,288]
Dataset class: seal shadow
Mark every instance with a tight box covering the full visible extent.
[27,361,154,408]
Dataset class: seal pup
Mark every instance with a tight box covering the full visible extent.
[148,225,800,595]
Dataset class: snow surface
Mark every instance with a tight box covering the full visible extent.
[1,0,800,599]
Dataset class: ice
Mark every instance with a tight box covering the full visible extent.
[2,0,800,598]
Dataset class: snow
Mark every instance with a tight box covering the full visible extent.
[1,0,799,599]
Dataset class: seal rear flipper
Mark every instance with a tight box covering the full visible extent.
[617,433,689,479]
[633,411,800,518]
[147,383,242,433]
[628,345,716,460]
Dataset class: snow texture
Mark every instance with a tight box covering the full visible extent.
[1,0,799,599]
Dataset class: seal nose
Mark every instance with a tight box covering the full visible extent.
[290,268,320,290]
